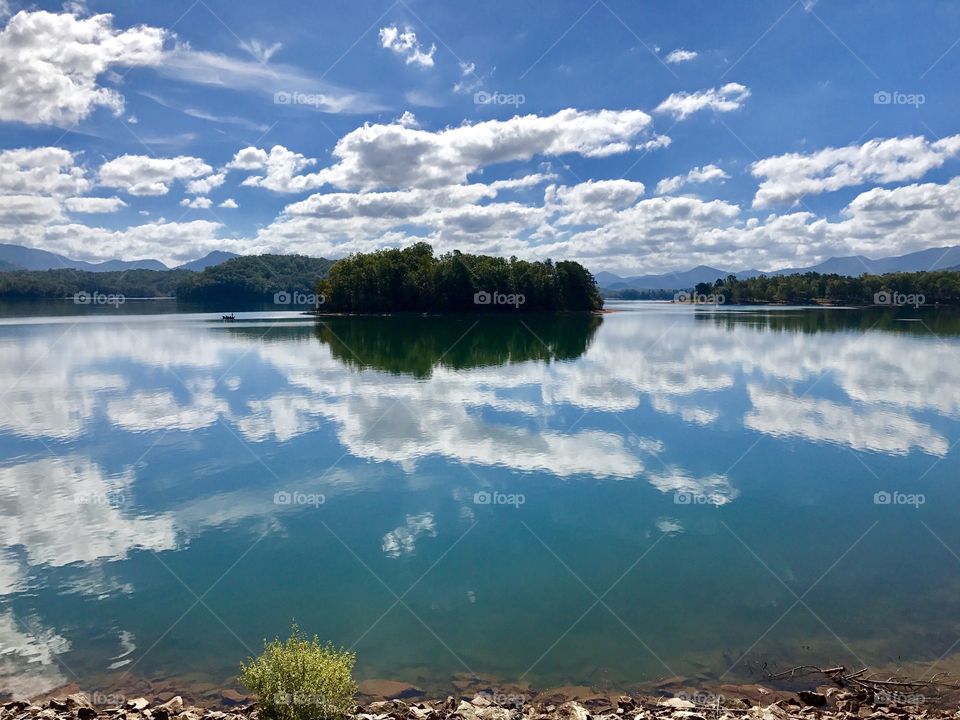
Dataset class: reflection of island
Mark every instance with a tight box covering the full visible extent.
[314,313,602,378]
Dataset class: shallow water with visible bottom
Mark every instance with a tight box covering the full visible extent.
[1,301,959,699]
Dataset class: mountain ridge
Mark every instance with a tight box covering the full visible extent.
[596,245,960,290]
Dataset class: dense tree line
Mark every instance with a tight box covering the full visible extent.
[317,243,603,312]
[603,288,675,300]
[696,270,960,305]
[176,255,334,302]
[0,268,189,298]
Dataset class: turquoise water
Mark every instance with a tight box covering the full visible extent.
[1,302,959,699]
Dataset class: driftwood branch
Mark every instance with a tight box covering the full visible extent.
[766,664,960,702]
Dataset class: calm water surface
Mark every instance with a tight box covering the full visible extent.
[1,302,959,698]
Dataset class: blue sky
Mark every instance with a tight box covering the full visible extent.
[2,0,960,272]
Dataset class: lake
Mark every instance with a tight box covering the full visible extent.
[1,302,959,700]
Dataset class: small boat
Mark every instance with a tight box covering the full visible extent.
[221,313,236,321]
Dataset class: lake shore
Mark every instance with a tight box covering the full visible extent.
[7,683,956,720]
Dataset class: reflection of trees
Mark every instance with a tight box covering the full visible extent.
[313,313,603,378]
[699,306,960,336]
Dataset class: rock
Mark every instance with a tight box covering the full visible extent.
[126,700,149,712]
[77,708,98,720]
[220,691,247,706]
[158,698,183,715]
[660,699,695,710]
[798,692,827,707]
[556,701,590,720]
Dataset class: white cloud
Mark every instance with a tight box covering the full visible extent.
[186,172,225,195]
[656,164,729,194]
[298,108,652,191]
[0,147,90,196]
[180,196,212,209]
[219,198,238,209]
[378,25,435,68]
[0,195,64,224]
[98,154,213,196]
[239,38,282,64]
[226,146,269,171]
[751,134,960,208]
[64,196,126,213]
[0,9,165,126]
[655,82,751,120]
[158,44,383,114]
[664,48,698,64]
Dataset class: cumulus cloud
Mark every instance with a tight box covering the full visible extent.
[751,134,960,207]
[655,82,750,120]
[0,147,90,196]
[227,110,653,193]
[664,48,698,64]
[219,198,238,209]
[656,164,729,194]
[98,155,214,196]
[0,195,64,225]
[64,196,126,213]
[0,9,165,126]
[180,196,212,209]
[186,172,225,195]
[378,25,435,68]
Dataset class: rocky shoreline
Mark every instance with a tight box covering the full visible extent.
[4,684,959,720]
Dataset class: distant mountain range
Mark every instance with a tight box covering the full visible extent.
[3,242,960,290]
[0,244,238,273]
[597,245,960,290]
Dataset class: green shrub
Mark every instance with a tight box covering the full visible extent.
[239,625,357,720]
